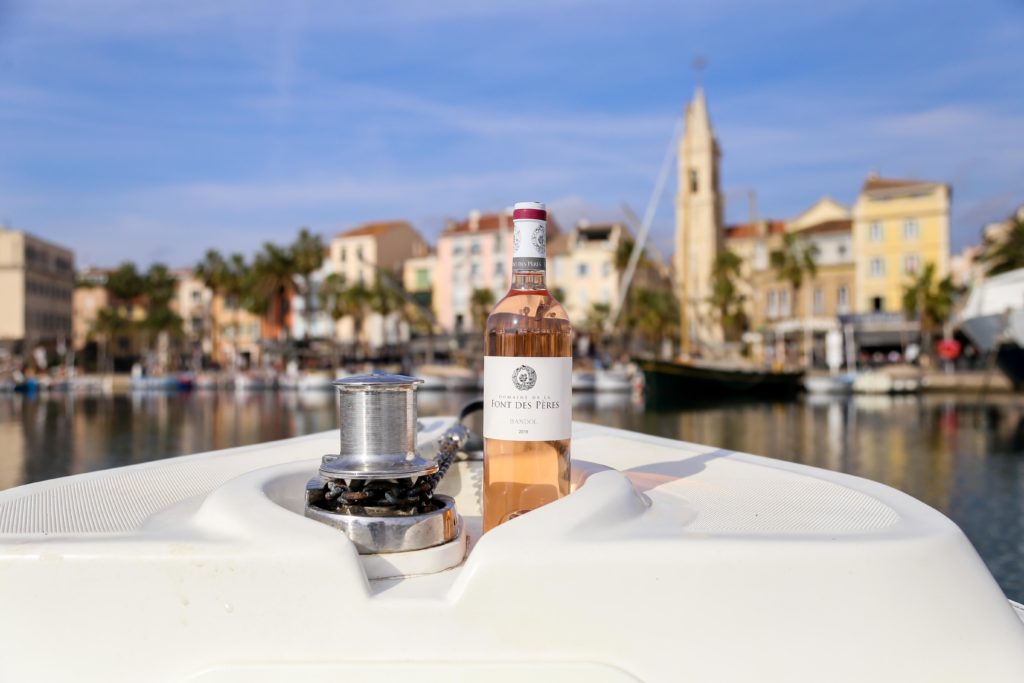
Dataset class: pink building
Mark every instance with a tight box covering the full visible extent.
[435,209,560,333]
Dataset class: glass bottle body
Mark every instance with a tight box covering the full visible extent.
[483,272,572,532]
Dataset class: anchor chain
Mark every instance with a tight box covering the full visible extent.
[311,423,469,517]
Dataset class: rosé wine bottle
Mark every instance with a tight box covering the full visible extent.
[483,201,572,532]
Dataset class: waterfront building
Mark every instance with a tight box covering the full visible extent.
[292,220,429,351]
[549,221,629,322]
[211,293,264,369]
[170,268,214,361]
[402,252,437,318]
[72,267,110,353]
[852,174,951,314]
[435,209,561,334]
[674,86,724,355]
[0,228,74,361]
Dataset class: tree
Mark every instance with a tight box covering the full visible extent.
[91,308,132,373]
[708,249,748,342]
[320,274,373,358]
[195,249,229,365]
[290,228,325,338]
[978,215,1024,276]
[368,273,405,347]
[248,242,296,340]
[470,288,495,332]
[627,288,679,353]
[583,302,611,356]
[141,263,183,371]
[105,262,145,302]
[902,262,956,354]
[769,233,818,318]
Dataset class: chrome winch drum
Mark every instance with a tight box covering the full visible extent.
[304,373,462,554]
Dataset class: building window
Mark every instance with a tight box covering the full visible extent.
[871,296,884,312]
[602,262,612,277]
[780,289,791,317]
[689,169,698,193]
[578,263,588,277]
[339,247,346,263]
[870,257,885,277]
[470,241,481,255]
[579,289,589,306]
[453,244,464,256]
[470,263,480,279]
[767,290,777,318]
[837,286,849,314]
[495,261,504,276]
[415,268,430,289]
[903,218,920,240]
[837,244,848,259]
[904,254,920,275]
[869,221,884,242]
[356,246,363,262]
[813,288,824,315]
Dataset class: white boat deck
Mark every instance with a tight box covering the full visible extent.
[0,420,1020,681]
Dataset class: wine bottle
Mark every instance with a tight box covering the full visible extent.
[483,201,572,532]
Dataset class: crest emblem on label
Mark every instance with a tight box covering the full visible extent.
[511,364,537,391]
[531,226,546,250]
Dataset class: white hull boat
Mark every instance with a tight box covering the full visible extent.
[594,366,641,393]
[957,266,1024,353]
[0,416,1020,680]
[803,373,855,395]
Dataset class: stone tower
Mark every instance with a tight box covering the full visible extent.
[674,86,724,356]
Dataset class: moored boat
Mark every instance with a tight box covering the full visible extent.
[957,267,1024,391]
[637,357,804,401]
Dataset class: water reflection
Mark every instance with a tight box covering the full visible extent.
[0,390,1022,598]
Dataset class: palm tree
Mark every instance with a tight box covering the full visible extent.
[627,288,679,353]
[320,274,373,359]
[195,249,230,363]
[770,233,819,365]
[105,262,146,302]
[142,264,183,372]
[583,302,611,356]
[470,288,495,332]
[368,273,405,348]
[978,215,1024,276]
[709,249,748,342]
[249,242,296,341]
[290,228,325,339]
[902,262,956,355]
[769,233,818,319]
[91,308,132,373]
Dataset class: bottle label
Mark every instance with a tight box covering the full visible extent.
[484,356,571,441]
[512,218,546,271]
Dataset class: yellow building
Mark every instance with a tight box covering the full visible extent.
[852,175,950,314]
[0,228,74,357]
[211,293,263,369]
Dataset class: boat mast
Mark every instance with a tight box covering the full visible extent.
[609,118,681,331]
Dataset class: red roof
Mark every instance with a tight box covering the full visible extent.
[724,220,786,240]
[442,211,561,236]
[861,176,941,193]
[338,220,413,238]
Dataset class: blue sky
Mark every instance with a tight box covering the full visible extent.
[1,0,1023,267]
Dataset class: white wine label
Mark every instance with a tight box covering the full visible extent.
[484,356,572,441]
[512,218,546,271]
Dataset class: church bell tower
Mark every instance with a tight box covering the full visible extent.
[674,85,724,356]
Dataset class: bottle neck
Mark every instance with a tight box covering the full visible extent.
[510,269,547,291]
[511,218,548,291]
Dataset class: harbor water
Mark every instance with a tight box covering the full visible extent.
[0,390,1021,599]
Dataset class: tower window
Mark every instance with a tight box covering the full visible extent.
[689,169,699,193]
